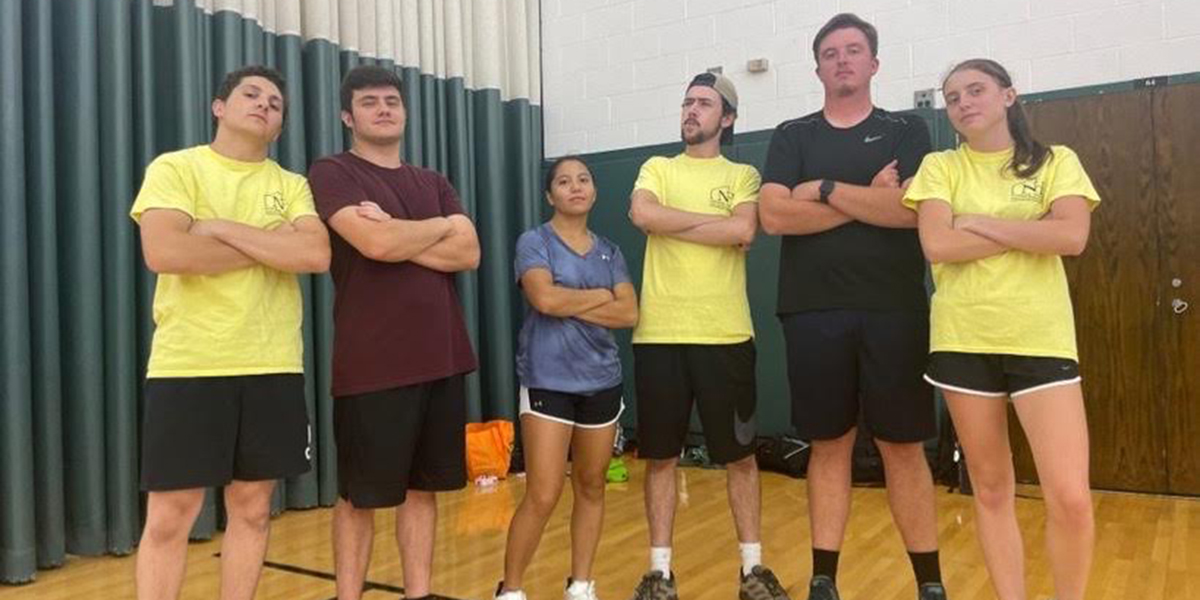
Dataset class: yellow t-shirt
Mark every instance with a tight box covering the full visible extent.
[632,154,760,344]
[903,144,1100,360]
[130,145,317,377]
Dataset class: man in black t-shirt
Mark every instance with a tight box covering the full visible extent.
[759,14,947,600]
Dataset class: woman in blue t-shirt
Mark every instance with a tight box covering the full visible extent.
[496,156,639,600]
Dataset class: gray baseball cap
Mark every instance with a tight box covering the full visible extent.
[687,72,737,145]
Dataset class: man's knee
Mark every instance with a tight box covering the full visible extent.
[143,490,206,544]
[810,428,857,464]
[225,482,275,531]
[724,453,758,474]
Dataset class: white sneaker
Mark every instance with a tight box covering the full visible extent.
[565,579,600,600]
[495,583,527,600]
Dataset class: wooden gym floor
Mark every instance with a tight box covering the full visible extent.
[2,460,1197,600]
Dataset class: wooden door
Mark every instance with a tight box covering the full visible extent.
[1154,82,1200,495]
[1016,89,1171,492]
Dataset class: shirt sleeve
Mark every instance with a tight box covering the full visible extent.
[895,115,933,181]
[437,174,468,217]
[762,125,804,188]
[514,229,552,283]
[1044,146,1101,211]
[308,158,367,222]
[130,154,196,223]
[285,174,319,221]
[731,165,761,210]
[902,152,952,211]
[632,157,667,200]
[609,243,633,286]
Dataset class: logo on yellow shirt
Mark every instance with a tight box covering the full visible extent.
[709,186,734,212]
[263,191,288,216]
[1009,180,1043,203]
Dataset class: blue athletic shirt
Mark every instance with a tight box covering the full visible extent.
[514,223,632,394]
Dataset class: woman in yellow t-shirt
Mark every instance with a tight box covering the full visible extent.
[904,59,1100,600]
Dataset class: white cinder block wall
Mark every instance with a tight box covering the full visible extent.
[541,0,1200,158]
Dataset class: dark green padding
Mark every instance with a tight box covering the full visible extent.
[0,0,541,583]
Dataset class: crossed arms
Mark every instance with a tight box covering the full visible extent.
[758,160,916,236]
[627,189,758,248]
[324,200,481,272]
[520,267,639,329]
[914,196,1092,263]
[138,208,330,275]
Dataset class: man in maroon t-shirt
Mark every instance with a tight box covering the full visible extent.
[308,65,479,600]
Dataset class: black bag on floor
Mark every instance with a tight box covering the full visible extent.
[755,435,810,478]
[931,401,972,494]
[850,427,885,485]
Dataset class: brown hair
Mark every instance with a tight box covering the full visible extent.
[341,65,404,112]
[945,58,1052,178]
[212,65,287,132]
[812,13,878,62]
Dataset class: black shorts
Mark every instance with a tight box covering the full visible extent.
[140,374,311,491]
[519,384,625,428]
[925,352,1081,398]
[633,340,757,465]
[783,310,935,443]
[334,375,468,509]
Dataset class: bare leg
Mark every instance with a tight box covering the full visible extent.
[875,439,939,553]
[807,429,856,551]
[644,458,679,548]
[1013,383,1093,600]
[725,454,761,544]
[219,480,276,600]
[568,423,618,582]
[502,415,573,590]
[333,498,375,600]
[396,491,438,598]
[136,489,206,600]
[945,392,1026,600]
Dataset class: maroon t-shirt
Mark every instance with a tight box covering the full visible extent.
[308,152,477,396]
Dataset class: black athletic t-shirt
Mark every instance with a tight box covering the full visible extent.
[762,108,932,314]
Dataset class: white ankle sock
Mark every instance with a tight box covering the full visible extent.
[740,542,762,576]
[650,546,672,576]
[567,580,593,594]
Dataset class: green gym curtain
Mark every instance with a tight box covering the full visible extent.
[0,0,543,584]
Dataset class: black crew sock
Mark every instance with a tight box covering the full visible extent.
[908,550,943,585]
[812,548,840,582]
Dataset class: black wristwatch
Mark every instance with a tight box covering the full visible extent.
[819,179,835,204]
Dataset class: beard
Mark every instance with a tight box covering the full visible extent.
[680,119,721,145]
[834,83,860,98]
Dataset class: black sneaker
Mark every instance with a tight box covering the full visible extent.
[805,576,840,600]
[629,571,678,600]
[739,565,791,600]
[918,583,947,600]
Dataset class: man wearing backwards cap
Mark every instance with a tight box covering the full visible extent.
[627,73,789,600]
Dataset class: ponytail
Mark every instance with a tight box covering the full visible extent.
[1005,97,1051,178]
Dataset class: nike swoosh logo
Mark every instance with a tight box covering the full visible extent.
[864,135,885,143]
[733,410,756,446]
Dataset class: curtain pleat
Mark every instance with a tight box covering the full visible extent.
[0,0,543,583]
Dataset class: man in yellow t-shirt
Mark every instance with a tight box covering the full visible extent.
[626,73,788,600]
[129,66,329,600]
